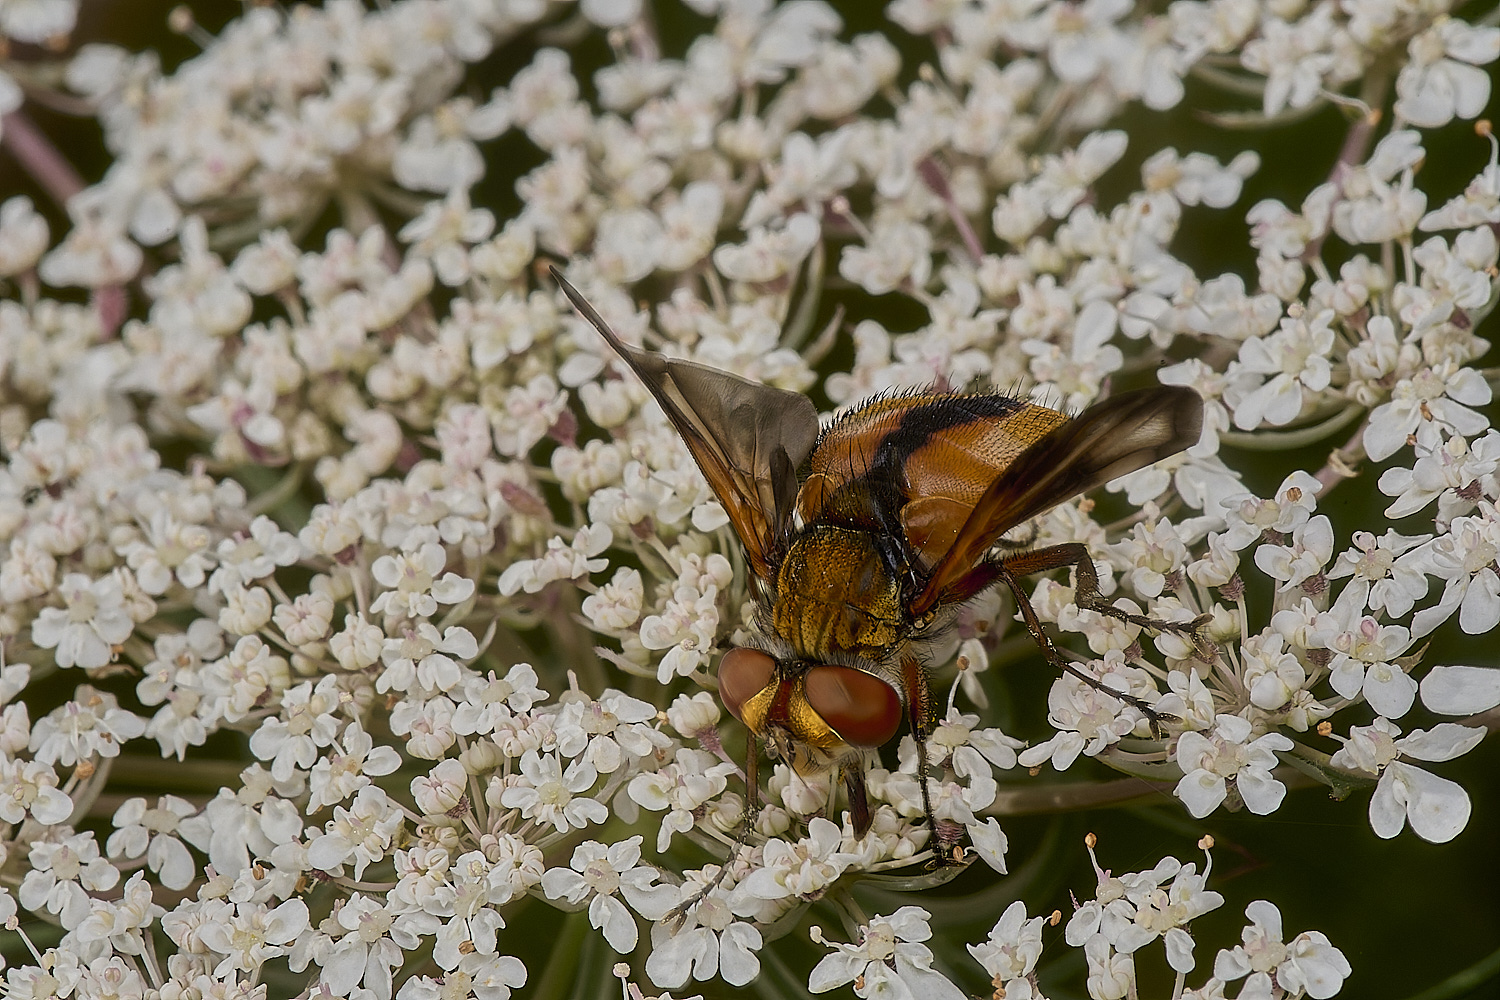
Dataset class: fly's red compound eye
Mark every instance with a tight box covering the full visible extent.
[803,665,902,748]
[717,647,776,723]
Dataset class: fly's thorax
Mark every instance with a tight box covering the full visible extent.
[771,525,905,661]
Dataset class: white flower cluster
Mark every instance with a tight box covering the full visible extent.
[1,0,1497,996]
[805,839,1350,1000]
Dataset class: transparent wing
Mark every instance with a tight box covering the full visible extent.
[554,268,820,580]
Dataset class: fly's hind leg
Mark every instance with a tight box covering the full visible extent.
[996,543,1213,731]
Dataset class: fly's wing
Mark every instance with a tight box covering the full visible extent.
[912,386,1203,615]
[554,268,820,581]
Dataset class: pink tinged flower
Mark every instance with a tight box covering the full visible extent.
[397,188,496,287]
[1327,529,1432,620]
[399,952,528,1000]
[320,892,416,1000]
[451,663,548,736]
[628,748,737,852]
[378,622,478,696]
[1142,148,1260,209]
[74,871,163,953]
[1241,8,1336,115]
[412,757,469,816]
[1227,310,1334,430]
[1318,614,1418,718]
[391,695,458,759]
[639,586,722,682]
[38,215,143,287]
[1380,430,1500,525]
[371,542,476,619]
[499,750,607,833]
[1401,228,1498,335]
[1220,471,1321,551]
[1084,934,1136,1000]
[966,817,1010,875]
[1173,715,1293,819]
[210,516,302,592]
[713,212,820,283]
[1018,669,1144,771]
[645,891,763,990]
[1420,134,1500,230]
[308,719,401,811]
[592,206,665,285]
[555,689,667,774]
[732,818,861,911]
[248,676,343,781]
[28,684,146,767]
[1254,514,1334,593]
[306,785,405,879]
[1041,130,1129,218]
[744,130,856,228]
[1279,930,1355,1000]
[20,832,121,929]
[808,906,967,1000]
[582,566,645,632]
[1247,184,1336,261]
[839,218,933,296]
[0,196,51,275]
[1330,718,1483,843]
[1240,632,1307,713]
[31,571,136,669]
[498,523,612,596]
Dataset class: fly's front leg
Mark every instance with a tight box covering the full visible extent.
[901,654,961,863]
[662,729,760,930]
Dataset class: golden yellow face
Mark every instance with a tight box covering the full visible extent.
[718,647,905,775]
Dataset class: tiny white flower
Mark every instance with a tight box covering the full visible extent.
[540,836,676,953]
[968,900,1045,991]
[1173,715,1293,818]
[31,572,136,669]
[809,906,966,1000]
[1395,20,1500,128]
[1330,717,1483,842]
[1214,900,1351,1000]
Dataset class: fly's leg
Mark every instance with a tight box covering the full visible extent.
[901,655,963,863]
[661,729,760,931]
[996,543,1213,732]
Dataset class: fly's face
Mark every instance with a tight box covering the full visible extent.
[553,268,1207,850]
[716,645,903,776]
